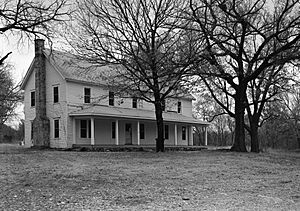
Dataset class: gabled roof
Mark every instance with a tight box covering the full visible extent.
[69,105,209,125]
[20,49,194,100]
[20,49,111,89]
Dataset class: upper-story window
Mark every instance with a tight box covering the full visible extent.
[53,86,59,103]
[84,88,91,103]
[132,97,137,108]
[31,91,35,107]
[162,100,166,111]
[109,91,114,106]
[177,101,182,113]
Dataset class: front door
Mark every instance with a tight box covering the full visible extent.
[125,123,132,145]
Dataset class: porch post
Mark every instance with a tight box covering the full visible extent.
[189,126,193,146]
[91,117,95,145]
[174,123,178,146]
[115,120,119,145]
[72,117,76,145]
[137,121,140,145]
[204,126,208,146]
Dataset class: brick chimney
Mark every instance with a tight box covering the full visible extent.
[32,39,50,147]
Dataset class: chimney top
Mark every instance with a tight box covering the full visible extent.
[35,39,45,56]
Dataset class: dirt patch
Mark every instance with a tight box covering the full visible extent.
[0,144,299,210]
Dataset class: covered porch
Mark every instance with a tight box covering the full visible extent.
[69,105,209,146]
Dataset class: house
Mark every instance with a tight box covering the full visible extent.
[20,39,209,148]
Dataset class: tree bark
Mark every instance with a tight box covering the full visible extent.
[231,87,247,152]
[154,101,165,152]
[250,123,259,153]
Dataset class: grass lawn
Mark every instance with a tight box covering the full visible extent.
[0,144,299,210]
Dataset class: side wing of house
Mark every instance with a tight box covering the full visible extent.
[22,55,68,148]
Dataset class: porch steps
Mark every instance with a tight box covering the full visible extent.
[71,145,207,152]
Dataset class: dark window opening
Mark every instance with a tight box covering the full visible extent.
[54,119,59,138]
[80,120,91,138]
[165,124,169,140]
[177,101,181,113]
[162,100,166,111]
[53,86,59,103]
[132,97,137,108]
[140,123,145,139]
[31,91,35,107]
[109,91,114,106]
[182,126,186,140]
[84,88,91,103]
[112,122,116,139]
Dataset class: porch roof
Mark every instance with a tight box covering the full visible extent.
[69,105,209,126]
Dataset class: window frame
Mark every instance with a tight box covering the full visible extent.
[54,119,60,139]
[164,124,169,140]
[30,91,35,107]
[132,97,137,108]
[53,86,59,103]
[177,101,182,113]
[112,121,116,139]
[182,126,186,140]
[84,87,91,103]
[140,123,145,139]
[80,119,91,138]
[109,91,114,106]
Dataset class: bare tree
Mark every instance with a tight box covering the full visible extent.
[0,64,22,141]
[189,0,300,152]
[0,0,71,65]
[67,0,201,152]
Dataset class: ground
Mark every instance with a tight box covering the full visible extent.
[0,144,299,211]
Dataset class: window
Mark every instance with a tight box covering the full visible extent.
[112,122,116,139]
[182,126,186,140]
[177,101,181,113]
[140,123,145,139]
[164,124,169,140]
[109,91,114,106]
[31,91,35,107]
[80,120,91,138]
[162,100,166,111]
[53,86,59,103]
[84,88,91,103]
[132,97,137,108]
[31,121,34,140]
[54,119,59,138]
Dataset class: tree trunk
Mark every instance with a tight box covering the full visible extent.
[154,101,165,152]
[250,124,259,153]
[231,87,247,152]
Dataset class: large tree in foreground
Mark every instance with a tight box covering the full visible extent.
[68,0,201,152]
[0,0,70,65]
[189,0,300,152]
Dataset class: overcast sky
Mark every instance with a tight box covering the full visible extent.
[1,36,35,84]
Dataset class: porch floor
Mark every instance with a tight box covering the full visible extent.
[71,144,207,152]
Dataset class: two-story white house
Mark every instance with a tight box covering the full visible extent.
[21,39,209,148]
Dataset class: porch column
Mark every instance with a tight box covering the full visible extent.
[189,126,193,146]
[72,117,76,145]
[91,117,95,145]
[137,121,140,145]
[204,126,208,146]
[174,124,178,146]
[115,120,119,145]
